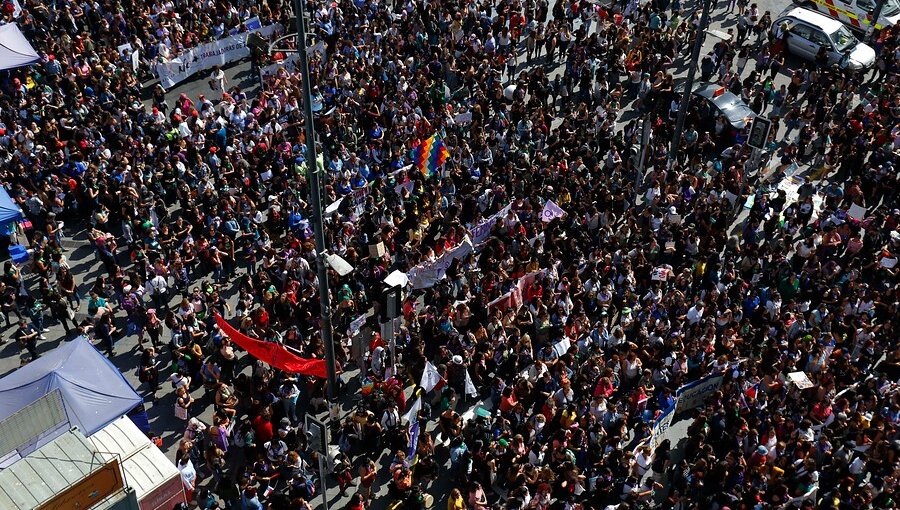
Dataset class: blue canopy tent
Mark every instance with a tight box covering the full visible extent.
[0,186,26,263]
[0,186,22,230]
[0,336,145,457]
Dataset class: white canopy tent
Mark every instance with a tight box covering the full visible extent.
[0,23,39,71]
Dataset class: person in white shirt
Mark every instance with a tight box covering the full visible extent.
[634,445,653,476]
[686,301,704,325]
[209,65,227,93]
[146,273,169,310]
[264,437,288,463]
[177,457,196,501]
[381,402,400,430]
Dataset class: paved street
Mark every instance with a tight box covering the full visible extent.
[0,0,865,507]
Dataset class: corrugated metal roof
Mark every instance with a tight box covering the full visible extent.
[89,417,180,498]
[0,420,176,509]
[0,429,112,509]
[120,446,174,496]
[88,417,147,462]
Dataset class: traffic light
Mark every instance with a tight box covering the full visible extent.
[380,285,401,322]
[747,116,771,149]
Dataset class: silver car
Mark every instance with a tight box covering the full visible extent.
[774,7,876,69]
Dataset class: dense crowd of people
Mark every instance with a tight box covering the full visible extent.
[12,0,289,79]
[1,0,900,509]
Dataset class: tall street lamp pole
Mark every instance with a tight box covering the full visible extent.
[668,0,713,170]
[292,0,339,402]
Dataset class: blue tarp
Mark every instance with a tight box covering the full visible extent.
[0,186,22,229]
[0,336,143,438]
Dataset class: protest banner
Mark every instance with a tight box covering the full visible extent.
[651,266,670,281]
[468,202,513,246]
[348,315,367,338]
[488,268,546,312]
[395,180,415,195]
[650,404,676,451]
[675,372,724,413]
[349,184,370,218]
[156,23,281,88]
[406,236,474,289]
[487,288,522,312]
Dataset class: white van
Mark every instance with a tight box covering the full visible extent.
[774,7,876,70]
[794,0,900,32]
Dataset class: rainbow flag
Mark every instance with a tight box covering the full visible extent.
[411,135,449,177]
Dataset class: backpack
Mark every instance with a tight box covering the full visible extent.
[122,293,139,314]
[152,277,166,296]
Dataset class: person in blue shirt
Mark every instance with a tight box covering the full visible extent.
[357,160,371,181]
[221,213,240,239]
[328,154,343,175]
[743,291,760,318]
[648,11,661,30]
[658,387,675,409]
[335,178,351,196]
[351,172,367,189]
[240,487,262,510]
[208,146,221,169]
[369,123,384,141]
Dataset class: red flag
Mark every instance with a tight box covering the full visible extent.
[214,313,327,378]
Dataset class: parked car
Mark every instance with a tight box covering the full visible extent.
[773,7,876,70]
[692,83,757,132]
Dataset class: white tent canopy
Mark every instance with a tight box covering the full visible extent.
[0,23,39,71]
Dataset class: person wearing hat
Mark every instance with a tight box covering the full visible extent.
[445,354,468,399]
[276,418,302,451]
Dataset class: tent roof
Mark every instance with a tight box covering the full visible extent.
[0,336,142,438]
[0,24,39,71]
[0,186,22,227]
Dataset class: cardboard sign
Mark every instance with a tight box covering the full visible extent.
[368,242,385,258]
[787,371,814,390]
[454,112,473,125]
[847,203,866,221]
[651,267,669,281]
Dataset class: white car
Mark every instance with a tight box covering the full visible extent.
[774,7,877,69]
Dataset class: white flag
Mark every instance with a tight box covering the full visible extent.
[464,368,478,397]
[541,200,566,222]
[420,361,442,393]
[403,395,422,425]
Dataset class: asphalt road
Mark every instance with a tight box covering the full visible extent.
[0,0,843,508]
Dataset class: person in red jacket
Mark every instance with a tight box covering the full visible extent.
[252,409,274,445]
